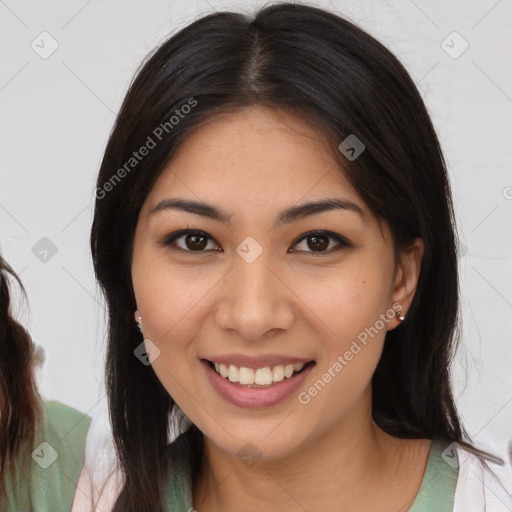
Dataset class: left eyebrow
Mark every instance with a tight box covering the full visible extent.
[150,197,365,227]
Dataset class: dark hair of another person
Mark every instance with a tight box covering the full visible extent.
[0,256,41,503]
[90,3,504,510]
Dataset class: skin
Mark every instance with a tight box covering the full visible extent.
[131,106,428,511]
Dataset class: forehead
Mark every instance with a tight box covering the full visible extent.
[144,106,365,214]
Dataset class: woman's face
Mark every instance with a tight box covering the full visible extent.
[131,106,422,460]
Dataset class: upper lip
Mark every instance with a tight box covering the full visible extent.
[203,354,314,369]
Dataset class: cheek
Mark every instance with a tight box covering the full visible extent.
[132,245,220,345]
[290,260,392,348]
[132,264,209,405]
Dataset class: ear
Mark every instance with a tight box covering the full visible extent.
[388,237,424,329]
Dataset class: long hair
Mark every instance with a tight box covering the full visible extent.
[0,256,41,503]
[90,3,503,510]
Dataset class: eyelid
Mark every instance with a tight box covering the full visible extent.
[290,231,351,252]
[161,229,351,254]
[161,229,221,251]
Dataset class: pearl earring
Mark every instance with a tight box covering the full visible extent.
[137,315,143,333]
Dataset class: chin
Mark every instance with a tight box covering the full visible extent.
[201,424,309,463]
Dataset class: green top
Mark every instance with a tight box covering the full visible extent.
[164,432,459,511]
[409,439,459,511]
[1,400,91,512]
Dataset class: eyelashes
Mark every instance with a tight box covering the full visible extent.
[292,232,351,253]
[160,228,352,255]
[162,229,221,253]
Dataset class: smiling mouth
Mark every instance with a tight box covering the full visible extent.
[205,360,316,388]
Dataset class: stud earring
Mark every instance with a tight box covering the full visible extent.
[137,315,143,333]
[397,308,406,322]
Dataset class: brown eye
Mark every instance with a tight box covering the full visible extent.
[184,233,208,250]
[306,235,329,251]
[162,230,220,252]
[291,231,350,254]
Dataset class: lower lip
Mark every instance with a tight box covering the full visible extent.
[203,360,315,408]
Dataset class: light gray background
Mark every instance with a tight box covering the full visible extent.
[1,0,511,455]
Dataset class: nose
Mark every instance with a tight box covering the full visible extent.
[214,252,295,342]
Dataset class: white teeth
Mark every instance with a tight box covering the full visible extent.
[238,367,255,385]
[284,364,294,378]
[254,367,273,385]
[272,365,285,382]
[211,361,308,386]
[228,365,239,382]
[219,363,228,378]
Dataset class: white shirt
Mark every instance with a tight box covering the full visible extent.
[453,437,512,512]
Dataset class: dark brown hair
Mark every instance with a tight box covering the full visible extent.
[90,3,504,510]
[0,256,41,503]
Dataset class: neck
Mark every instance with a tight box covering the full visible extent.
[192,395,423,512]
